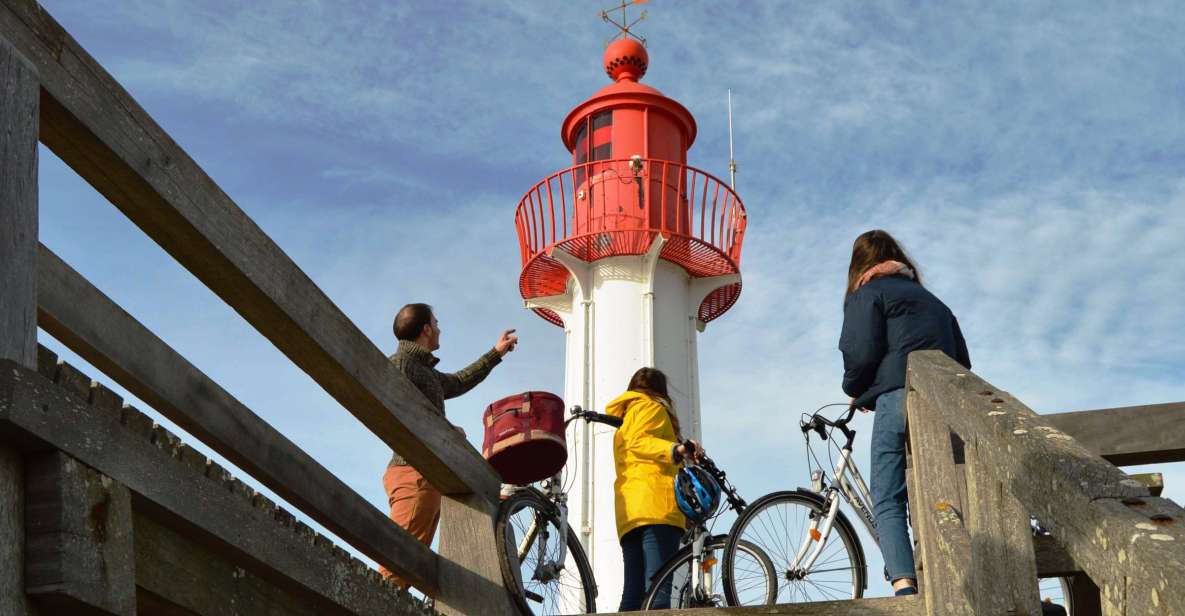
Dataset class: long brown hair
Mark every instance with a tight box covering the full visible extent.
[846,230,922,296]
[627,367,682,439]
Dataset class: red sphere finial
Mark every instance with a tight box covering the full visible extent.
[603,38,648,82]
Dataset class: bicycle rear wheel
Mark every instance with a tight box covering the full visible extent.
[496,489,597,614]
[640,535,776,610]
[723,490,866,604]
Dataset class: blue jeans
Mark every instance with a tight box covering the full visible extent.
[870,387,916,582]
[619,524,683,611]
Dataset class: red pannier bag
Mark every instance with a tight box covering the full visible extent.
[482,391,567,485]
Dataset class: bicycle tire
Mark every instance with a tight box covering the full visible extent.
[723,489,867,604]
[640,535,776,610]
[496,489,597,614]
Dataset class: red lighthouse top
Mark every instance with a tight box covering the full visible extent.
[515,40,747,327]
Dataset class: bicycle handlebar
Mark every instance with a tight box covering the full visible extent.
[568,406,623,428]
[800,405,859,442]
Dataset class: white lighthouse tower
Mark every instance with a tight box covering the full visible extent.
[512,35,748,610]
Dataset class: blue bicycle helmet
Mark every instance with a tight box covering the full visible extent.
[675,464,721,522]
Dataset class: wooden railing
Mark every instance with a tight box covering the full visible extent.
[0,1,515,614]
[906,351,1185,616]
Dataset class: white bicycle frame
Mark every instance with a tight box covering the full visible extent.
[789,440,879,575]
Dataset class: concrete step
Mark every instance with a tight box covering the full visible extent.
[592,594,921,615]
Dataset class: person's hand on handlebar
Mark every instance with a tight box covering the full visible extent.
[675,439,704,463]
[850,397,871,413]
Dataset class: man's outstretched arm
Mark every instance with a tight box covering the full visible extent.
[439,329,517,399]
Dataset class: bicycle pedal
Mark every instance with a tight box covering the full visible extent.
[524,590,545,603]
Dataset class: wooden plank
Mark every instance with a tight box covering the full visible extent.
[904,386,975,615]
[1129,472,1163,497]
[1034,534,1078,578]
[1,446,42,616]
[0,31,37,370]
[596,594,921,615]
[0,32,39,616]
[24,451,135,615]
[436,494,519,616]
[962,437,1041,614]
[0,0,499,503]
[36,246,441,594]
[0,360,452,616]
[907,351,1185,615]
[131,510,432,616]
[1043,402,1185,466]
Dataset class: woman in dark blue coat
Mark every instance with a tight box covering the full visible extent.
[839,230,970,596]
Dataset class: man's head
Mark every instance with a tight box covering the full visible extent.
[393,303,440,351]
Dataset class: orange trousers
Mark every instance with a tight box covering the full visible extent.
[379,465,441,587]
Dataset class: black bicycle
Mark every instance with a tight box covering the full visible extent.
[640,452,778,609]
[495,406,615,614]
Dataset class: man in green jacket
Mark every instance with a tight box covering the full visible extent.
[381,303,517,586]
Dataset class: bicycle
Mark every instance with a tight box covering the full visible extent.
[495,406,616,615]
[719,403,1077,614]
[640,451,778,609]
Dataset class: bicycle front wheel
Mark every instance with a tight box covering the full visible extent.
[723,490,866,604]
[496,489,597,614]
[640,535,776,610]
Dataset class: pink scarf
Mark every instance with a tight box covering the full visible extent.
[855,260,914,291]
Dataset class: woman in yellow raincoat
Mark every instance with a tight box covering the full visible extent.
[605,367,701,611]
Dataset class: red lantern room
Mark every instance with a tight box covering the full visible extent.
[515,38,747,326]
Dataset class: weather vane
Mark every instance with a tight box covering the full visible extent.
[600,0,648,46]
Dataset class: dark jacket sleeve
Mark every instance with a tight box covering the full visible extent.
[438,348,502,399]
[952,316,971,369]
[839,291,887,399]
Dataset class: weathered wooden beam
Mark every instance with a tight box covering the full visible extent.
[36,245,440,594]
[1044,402,1185,466]
[905,386,976,616]
[0,0,499,503]
[596,594,921,615]
[1,31,39,616]
[0,359,496,616]
[24,451,135,615]
[962,437,1041,614]
[907,351,1185,615]
[0,29,37,369]
[436,494,520,616]
[131,510,431,616]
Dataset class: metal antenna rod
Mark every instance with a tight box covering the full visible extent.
[727,89,737,190]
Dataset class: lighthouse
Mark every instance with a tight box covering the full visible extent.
[513,36,748,610]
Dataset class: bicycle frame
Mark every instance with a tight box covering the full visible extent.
[515,473,570,583]
[675,458,746,606]
[790,410,879,577]
[511,408,609,586]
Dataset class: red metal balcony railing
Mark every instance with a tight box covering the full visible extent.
[515,158,748,326]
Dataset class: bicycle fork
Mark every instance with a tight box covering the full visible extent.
[789,447,868,577]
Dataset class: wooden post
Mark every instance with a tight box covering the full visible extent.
[1,33,39,616]
[963,436,1041,615]
[436,494,519,616]
[905,386,976,615]
[24,452,135,615]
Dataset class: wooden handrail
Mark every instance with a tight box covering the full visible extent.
[1044,401,1185,466]
[906,351,1185,615]
[35,245,441,594]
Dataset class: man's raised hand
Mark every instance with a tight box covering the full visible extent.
[495,329,518,356]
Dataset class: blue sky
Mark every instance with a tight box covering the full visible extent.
[35,0,1185,601]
